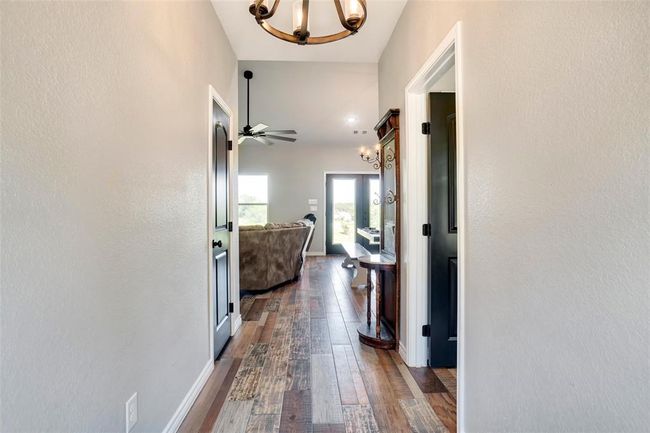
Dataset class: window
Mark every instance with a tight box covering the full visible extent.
[238,175,268,226]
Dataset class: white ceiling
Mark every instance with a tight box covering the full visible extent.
[238,61,378,147]
[211,0,407,62]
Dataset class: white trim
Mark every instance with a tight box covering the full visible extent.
[162,359,213,433]
[398,341,408,363]
[402,22,465,431]
[231,313,243,336]
[321,170,379,255]
[207,86,240,367]
[306,251,326,256]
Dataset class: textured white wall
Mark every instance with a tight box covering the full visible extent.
[238,144,373,254]
[1,2,237,432]
[379,2,649,431]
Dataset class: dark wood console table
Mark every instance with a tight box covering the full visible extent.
[357,254,397,349]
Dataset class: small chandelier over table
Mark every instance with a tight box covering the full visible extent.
[359,144,381,170]
[249,0,367,45]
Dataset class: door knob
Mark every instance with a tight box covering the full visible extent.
[213,240,223,248]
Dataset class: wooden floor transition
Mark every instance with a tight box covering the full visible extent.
[179,256,456,433]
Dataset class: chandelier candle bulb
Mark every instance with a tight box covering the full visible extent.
[292,0,308,35]
[344,0,362,25]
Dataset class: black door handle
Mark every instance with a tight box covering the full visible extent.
[213,240,223,248]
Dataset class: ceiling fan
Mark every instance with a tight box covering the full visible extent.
[238,70,297,146]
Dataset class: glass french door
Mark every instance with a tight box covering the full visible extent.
[325,174,380,255]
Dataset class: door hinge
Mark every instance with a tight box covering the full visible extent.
[422,324,431,337]
[422,223,431,237]
[228,221,233,232]
[227,140,233,151]
[421,122,431,135]
[229,302,234,313]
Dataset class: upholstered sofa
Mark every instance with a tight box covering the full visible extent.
[239,222,314,292]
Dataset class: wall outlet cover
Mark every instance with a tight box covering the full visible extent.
[126,392,138,432]
[308,199,318,205]
[309,205,318,212]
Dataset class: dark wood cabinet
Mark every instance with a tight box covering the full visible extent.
[357,109,401,350]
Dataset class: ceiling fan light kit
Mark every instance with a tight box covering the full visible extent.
[239,70,297,146]
[248,0,367,46]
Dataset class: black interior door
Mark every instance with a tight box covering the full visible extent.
[212,101,231,360]
[428,93,457,368]
[325,174,379,255]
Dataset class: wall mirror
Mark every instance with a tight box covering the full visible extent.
[381,135,397,258]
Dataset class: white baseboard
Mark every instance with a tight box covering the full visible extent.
[162,359,214,433]
[306,251,325,256]
[399,341,409,366]
[231,313,242,336]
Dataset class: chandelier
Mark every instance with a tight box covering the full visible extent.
[359,144,381,169]
[249,0,367,46]
[359,144,393,170]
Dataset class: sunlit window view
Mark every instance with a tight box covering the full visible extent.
[238,175,268,226]
[332,179,356,245]
[369,178,380,229]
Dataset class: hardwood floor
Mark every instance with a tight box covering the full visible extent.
[179,256,456,433]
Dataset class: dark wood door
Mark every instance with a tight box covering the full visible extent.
[428,93,457,368]
[325,174,379,254]
[212,101,231,359]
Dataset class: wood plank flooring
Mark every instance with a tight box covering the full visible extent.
[179,256,457,433]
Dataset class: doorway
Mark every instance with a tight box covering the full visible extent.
[402,21,464,429]
[210,92,232,360]
[325,173,380,255]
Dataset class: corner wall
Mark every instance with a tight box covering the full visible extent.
[1,2,237,431]
[379,2,649,431]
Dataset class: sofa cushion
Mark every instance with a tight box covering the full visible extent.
[264,222,305,229]
[240,225,266,231]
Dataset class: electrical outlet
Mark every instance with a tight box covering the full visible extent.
[125,392,138,433]
[308,199,318,205]
[309,205,317,212]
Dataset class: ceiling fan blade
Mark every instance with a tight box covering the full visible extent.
[264,129,297,135]
[251,123,269,133]
[264,134,297,142]
[254,136,275,146]
[238,136,247,144]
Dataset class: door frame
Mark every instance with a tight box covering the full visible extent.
[207,85,241,362]
[322,170,378,256]
[402,21,465,429]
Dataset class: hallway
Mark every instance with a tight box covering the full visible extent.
[180,256,456,433]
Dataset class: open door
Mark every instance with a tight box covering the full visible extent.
[212,100,231,360]
[427,93,457,368]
